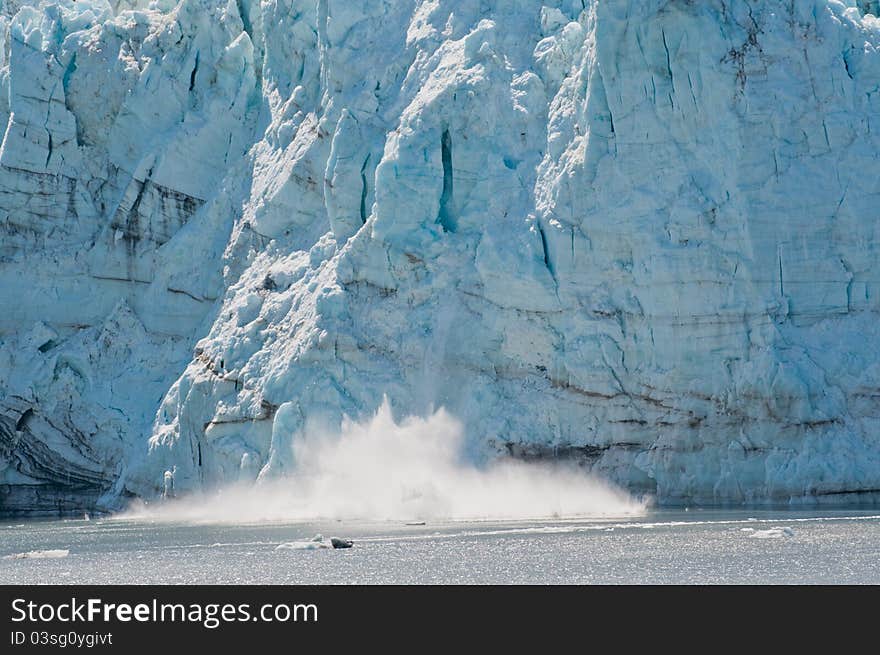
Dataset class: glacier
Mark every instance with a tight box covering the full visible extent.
[2,0,880,515]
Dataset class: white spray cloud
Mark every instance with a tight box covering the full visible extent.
[124,400,646,523]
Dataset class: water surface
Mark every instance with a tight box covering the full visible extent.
[1,509,878,584]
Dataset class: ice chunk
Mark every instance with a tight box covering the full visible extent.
[745,527,796,539]
[275,534,331,551]
[3,549,70,559]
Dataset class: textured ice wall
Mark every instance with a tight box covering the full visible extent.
[0,0,259,513]
[2,0,880,514]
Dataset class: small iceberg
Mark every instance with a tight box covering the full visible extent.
[3,549,70,560]
[741,527,795,539]
[275,534,331,551]
[275,534,354,551]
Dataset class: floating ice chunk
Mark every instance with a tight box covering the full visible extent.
[275,534,331,551]
[3,549,70,559]
[746,527,795,539]
[275,541,330,551]
[275,534,354,550]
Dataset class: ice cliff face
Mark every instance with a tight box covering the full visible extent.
[2,0,880,515]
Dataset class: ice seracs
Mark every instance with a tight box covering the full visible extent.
[2,0,880,514]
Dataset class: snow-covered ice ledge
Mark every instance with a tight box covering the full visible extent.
[2,0,880,515]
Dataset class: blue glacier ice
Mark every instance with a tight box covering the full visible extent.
[2,0,880,514]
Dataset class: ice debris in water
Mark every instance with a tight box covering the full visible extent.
[3,549,70,559]
[275,534,354,550]
[741,527,795,539]
[275,534,330,551]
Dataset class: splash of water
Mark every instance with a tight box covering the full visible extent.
[124,400,646,523]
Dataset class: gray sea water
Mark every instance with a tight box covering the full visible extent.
[1,509,878,584]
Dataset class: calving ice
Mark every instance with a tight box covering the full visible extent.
[1,0,880,517]
[125,400,644,522]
